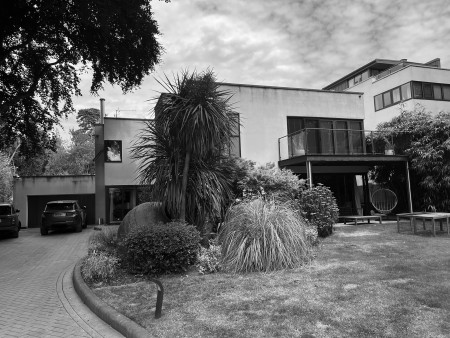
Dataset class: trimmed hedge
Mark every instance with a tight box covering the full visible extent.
[120,221,201,275]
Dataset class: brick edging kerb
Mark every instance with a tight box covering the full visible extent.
[72,261,150,338]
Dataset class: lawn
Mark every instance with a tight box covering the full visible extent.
[90,221,450,338]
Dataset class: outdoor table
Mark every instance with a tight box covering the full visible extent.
[341,215,383,226]
[396,212,434,233]
[411,212,450,236]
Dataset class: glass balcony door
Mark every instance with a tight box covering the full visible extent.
[107,187,137,223]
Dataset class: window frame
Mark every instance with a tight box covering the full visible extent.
[374,82,412,111]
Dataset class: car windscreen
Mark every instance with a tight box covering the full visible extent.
[0,205,12,215]
[45,203,75,211]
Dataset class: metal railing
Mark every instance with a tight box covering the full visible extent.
[278,128,395,161]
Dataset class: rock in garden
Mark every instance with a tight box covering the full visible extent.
[117,202,170,239]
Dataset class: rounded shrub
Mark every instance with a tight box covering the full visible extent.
[120,221,201,275]
[219,198,312,273]
[297,184,339,238]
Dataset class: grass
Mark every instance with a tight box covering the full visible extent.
[89,221,450,338]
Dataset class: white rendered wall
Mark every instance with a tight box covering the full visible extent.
[222,84,365,166]
[350,66,450,130]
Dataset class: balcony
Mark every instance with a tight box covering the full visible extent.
[278,128,397,161]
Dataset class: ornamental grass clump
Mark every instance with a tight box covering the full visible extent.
[219,199,312,273]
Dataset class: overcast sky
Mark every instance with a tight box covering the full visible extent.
[60,0,450,137]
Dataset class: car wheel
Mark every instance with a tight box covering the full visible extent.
[40,227,48,236]
[75,219,82,233]
[12,229,19,238]
[82,217,87,229]
[18,221,22,231]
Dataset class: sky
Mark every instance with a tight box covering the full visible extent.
[59,0,450,138]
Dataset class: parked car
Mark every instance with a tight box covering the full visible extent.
[41,200,87,236]
[0,203,21,238]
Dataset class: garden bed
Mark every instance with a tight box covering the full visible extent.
[87,222,450,337]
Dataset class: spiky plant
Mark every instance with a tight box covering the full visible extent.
[132,69,239,229]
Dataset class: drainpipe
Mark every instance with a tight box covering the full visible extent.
[100,98,105,124]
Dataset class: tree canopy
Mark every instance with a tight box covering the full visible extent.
[0,0,165,153]
[370,105,450,211]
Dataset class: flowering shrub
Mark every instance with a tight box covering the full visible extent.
[196,239,222,274]
[239,163,304,202]
[81,250,120,283]
[297,184,339,237]
[304,225,319,246]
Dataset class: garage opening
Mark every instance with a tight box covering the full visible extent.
[27,194,95,228]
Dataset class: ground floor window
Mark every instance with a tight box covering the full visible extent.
[107,187,137,223]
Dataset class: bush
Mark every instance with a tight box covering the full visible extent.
[304,225,319,246]
[120,221,201,275]
[196,239,222,274]
[219,198,312,273]
[81,251,119,283]
[238,163,304,202]
[297,184,339,238]
[88,228,119,256]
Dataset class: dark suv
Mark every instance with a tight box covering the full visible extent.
[0,203,21,238]
[41,200,87,236]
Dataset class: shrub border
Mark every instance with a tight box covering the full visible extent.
[73,260,150,338]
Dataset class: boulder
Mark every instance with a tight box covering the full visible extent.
[117,202,170,239]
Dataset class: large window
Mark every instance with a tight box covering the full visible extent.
[286,117,364,156]
[228,113,241,157]
[374,82,412,111]
[411,81,450,101]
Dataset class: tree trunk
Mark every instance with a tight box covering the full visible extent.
[180,149,191,221]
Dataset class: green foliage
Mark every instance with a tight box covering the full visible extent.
[297,184,339,238]
[132,69,238,227]
[120,221,201,275]
[239,163,304,202]
[196,239,222,274]
[0,152,14,201]
[0,0,163,154]
[371,105,450,211]
[219,199,312,273]
[88,228,119,257]
[77,108,100,134]
[81,251,120,284]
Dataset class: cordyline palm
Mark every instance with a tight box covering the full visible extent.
[132,69,239,228]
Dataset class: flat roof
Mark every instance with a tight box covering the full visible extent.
[322,58,441,90]
[221,82,364,95]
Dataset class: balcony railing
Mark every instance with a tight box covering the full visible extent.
[278,128,396,161]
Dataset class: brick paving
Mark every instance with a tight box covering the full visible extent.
[0,227,122,338]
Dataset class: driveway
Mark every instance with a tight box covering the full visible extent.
[0,227,123,337]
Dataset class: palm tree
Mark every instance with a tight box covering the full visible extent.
[132,69,239,229]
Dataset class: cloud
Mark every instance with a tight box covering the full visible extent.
[66,0,450,132]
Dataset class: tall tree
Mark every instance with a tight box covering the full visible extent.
[0,0,165,153]
[132,69,239,228]
[77,108,100,134]
[0,152,14,201]
[370,105,450,211]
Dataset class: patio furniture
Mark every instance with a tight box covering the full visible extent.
[411,212,450,237]
[341,214,383,225]
[396,212,432,233]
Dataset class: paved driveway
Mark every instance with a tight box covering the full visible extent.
[0,227,122,338]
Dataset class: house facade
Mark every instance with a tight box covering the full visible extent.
[323,58,450,130]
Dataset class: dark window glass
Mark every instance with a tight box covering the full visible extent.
[305,120,319,154]
[46,203,75,211]
[0,206,12,215]
[383,92,392,106]
[443,85,450,100]
[413,82,423,98]
[433,85,442,100]
[374,94,383,110]
[335,121,349,154]
[319,120,334,154]
[401,83,411,100]
[423,83,433,99]
[349,121,363,154]
[392,88,401,103]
